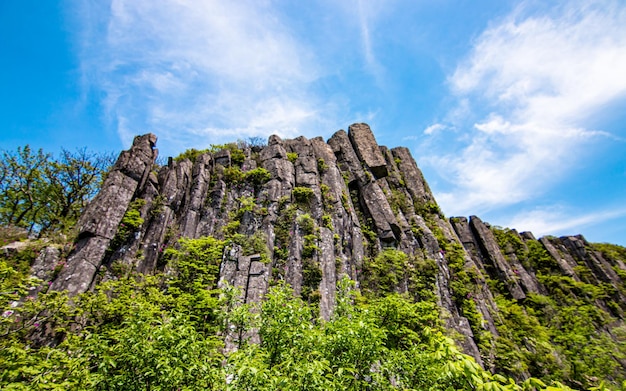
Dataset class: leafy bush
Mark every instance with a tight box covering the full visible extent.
[292,186,314,204]
[296,213,315,234]
[0,266,587,391]
[287,152,298,163]
[172,148,208,163]
[223,166,244,183]
[109,199,146,249]
[317,158,329,172]
[245,167,271,186]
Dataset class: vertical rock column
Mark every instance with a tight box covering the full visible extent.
[469,216,526,300]
[50,134,157,295]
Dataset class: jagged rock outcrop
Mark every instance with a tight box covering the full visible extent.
[50,134,158,295]
[38,124,626,369]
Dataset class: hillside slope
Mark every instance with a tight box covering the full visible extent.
[3,124,626,389]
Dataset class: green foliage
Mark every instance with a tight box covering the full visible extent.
[0,145,113,234]
[526,239,559,273]
[172,147,208,163]
[0,275,226,390]
[433,228,494,358]
[0,265,586,391]
[416,201,442,217]
[162,236,225,331]
[229,231,271,263]
[320,183,334,207]
[296,213,315,234]
[244,167,271,186]
[322,213,333,230]
[229,282,567,391]
[301,255,322,303]
[286,152,298,163]
[362,249,409,295]
[292,186,314,204]
[164,236,224,293]
[223,166,245,183]
[389,188,410,215]
[492,227,526,262]
[598,243,626,260]
[317,158,329,173]
[209,143,246,166]
[109,199,146,249]
[149,194,166,217]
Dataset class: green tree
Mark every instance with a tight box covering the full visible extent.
[0,146,49,232]
[41,148,114,233]
[0,146,113,235]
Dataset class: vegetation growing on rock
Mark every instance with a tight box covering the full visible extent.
[1,124,626,390]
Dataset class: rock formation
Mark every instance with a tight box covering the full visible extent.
[37,124,625,369]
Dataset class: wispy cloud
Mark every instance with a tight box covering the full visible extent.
[507,206,626,238]
[356,0,385,83]
[424,0,626,215]
[77,0,342,155]
[423,123,445,135]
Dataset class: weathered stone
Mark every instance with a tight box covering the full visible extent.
[499,230,544,295]
[260,142,287,162]
[328,129,368,185]
[1,240,31,256]
[50,124,626,368]
[560,236,626,302]
[78,171,138,239]
[470,216,526,300]
[159,160,193,211]
[268,134,283,146]
[213,149,231,167]
[263,158,294,186]
[113,133,157,183]
[391,147,435,205]
[179,154,211,238]
[51,134,157,295]
[0,226,28,243]
[50,236,110,295]
[348,123,388,178]
[318,227,337,321]
[450,217,483,263]
[360,182,400,242]
[540,237,579,279]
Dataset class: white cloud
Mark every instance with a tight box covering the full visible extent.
[506,206,626,238]
[79,0,341,154]
[426,0,626,215]
[423,123,445,135]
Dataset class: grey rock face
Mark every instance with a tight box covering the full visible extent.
[391,147,435,205]
[360,182,399,242]
[328,129,368,186]
[469,216,526,300]
[348,123,388,178]
[50,134,157,295]
[43,123,626,367]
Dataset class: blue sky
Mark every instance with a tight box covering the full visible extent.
[1,0,625,245]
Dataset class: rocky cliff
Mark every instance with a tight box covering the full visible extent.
[40,124,626,380]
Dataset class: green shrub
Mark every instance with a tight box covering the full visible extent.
[223,166,244,183]
[245,167,271,186]
[110,199,146,249]
[287,152,298,163]
[296,213,315,235]
[317,158,329,172]
[173,148,208,163]
[322,214,333,230]
[292,187,314,204]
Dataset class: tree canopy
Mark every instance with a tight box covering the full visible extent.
[0,146,114,235]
